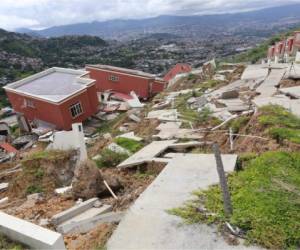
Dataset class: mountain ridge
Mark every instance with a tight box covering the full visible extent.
[17,4,300,40]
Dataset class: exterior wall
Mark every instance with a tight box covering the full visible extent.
[163,63,192,82]
[294,32,300,47]
[151,80,167,94]
[51,123,87,162]
[58,87,98,130]
[6,84,98,130]
[87,67,152,99]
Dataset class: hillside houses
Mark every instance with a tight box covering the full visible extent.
[267,31,300,63]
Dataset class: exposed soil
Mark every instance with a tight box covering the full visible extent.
[280,78,300,88]
[3,194,75,227]
[64,223,116,250]
[100,161,166,211]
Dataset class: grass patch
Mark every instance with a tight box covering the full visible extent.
[24,150,70,161]
[193,79,222,90]
[114,137,143,153]
[96,113,127,136]
[95,149,128,168]
[229,116,250,133]
[0,234,24,250]
[174,93,202,122]
[169,151,300,249]
[26,184,44,195]
[258,105,300,144]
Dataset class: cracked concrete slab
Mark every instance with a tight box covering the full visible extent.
[117,140,203,168]
[279,86,300,99]
[108,154,260,250]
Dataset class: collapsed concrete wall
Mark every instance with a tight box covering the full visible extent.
[49,123,87,162]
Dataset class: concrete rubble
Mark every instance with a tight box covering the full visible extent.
[50,197,117,234]
[147,109,179,121]
[118,140,203,168]
[107,142,131,155]
[0,182,9,192]
[279,86,300,98]
[58,211,124,234]
[47,123,87,162]
[116,132,143,142]
[153,122,203,140]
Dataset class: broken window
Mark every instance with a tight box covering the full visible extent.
[24,99,35,108]
[70,102,83,118]
[109,75,119,82]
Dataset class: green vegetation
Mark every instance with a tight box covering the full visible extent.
[174,93,201,122]
[258,105,300,144]
[169,151,300,249]
[114,138,143,153]
[0,234,24,250]
[95,149,128,168]
[193,79,222,90]
[229,116,250,133]
[23,150,70,161]
[26,185,44,195]
[96,113,126,136]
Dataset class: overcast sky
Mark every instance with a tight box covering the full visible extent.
[1,0,300,31]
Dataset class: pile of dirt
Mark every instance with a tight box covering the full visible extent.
[100,161,166,211]
[4,194,75,226]
[8,150,78,199]
[134,118,160,141]
[72,160,122,200]
[64,223,116,250]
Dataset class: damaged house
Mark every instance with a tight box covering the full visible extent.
[4,67,99,130]
[86,64,167,100]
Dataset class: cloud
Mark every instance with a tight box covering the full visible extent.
[1,0,300,31]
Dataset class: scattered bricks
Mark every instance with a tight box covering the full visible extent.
[57,211,124,234]
[0,212,66,250]
[51,198,99,226]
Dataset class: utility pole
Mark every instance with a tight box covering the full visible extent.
[212,143,233,217]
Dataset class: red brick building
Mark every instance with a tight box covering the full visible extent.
[86,65,167,99]
[4,67,99,130]
[163,63,192,82]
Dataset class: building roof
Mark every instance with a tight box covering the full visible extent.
[86,64,164,81]
[4,67,95,103]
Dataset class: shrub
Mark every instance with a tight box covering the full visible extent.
[230,116,250,133]
[95,149,128,168]
[114,138,143,153]
[26,185,43,194]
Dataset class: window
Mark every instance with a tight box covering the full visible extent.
[70,102,83,118]
[24,99,35,108]
[109,75,119,82]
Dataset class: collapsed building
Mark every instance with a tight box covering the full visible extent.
[86,64,167,100]
[4,67,99,131]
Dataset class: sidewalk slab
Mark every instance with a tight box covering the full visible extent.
[108,154,260,250]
